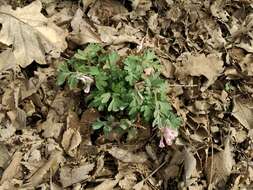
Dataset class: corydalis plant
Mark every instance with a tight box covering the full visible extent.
[57,44,181,146]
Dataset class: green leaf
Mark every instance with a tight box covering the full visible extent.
[92,120,105,130]
[68,74,78,89]
[101,93,111,103]
[57,71,70,86]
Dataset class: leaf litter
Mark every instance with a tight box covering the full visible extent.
[0,0,253,189]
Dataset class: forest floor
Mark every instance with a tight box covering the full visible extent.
[0,0,252,189]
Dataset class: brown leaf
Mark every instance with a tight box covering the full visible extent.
[119,173,137,190]
[61,128,82,157]
[184,149,197,181]
[107,147,147,163]
[0,0,67,68]
[94,173,122,190]
[38,117,63,139]
[0,151,23,184]
[205,139,234,187]
[96,25,140,45]
[0,49,16,72]
[69,9,101,45]
[24,151,63,187]
[232,97,253,129]
[0,143,10,169]
[60,163,95,187]
[177,53,224,91]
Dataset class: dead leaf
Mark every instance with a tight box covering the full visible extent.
[108,147,147,163]
[69,9,101,45]
[60,162,95,187]
[61,128,82,157]
[184,149,197,181]
[0,0,67,68]
[38,117,63,139]
[94,173,122,190]
[96,25,140,45]
[0,151,23,184]
[24,151,63,187]
[205,139,234,187]
[0,143,10,169]
[177,53,224,91]
[0,49,16,72]
[232,97,253,129]
[119,173,137,190]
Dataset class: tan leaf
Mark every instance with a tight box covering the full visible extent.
[0,49,16,72]
[205,139,234,186]
[24,151,63,187]
[61,128,82,157]
[178,53,224,91]
[0,151,23,184]
[69,9,101,45]
[0,0,67,68]
[108,147,147,163]
[232,97,253,129]
[119,173,137,190]
[38,117,63,139]
[0,143,10,169]
[60,163,95,187]
[96,25,140,45]
[94,174,122,190]
[184,149,197,180]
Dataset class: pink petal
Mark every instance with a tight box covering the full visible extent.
[159,138,165,148]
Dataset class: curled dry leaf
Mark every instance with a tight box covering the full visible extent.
[177,53,224,91]
[0,143,10,169]
[96,25,140,45]
[61,128,82,157]
[184,149,197,181]
[232,97,253,129]
[69,9,101,45]
[0,0,67,68]
[24,151,63,188]
[60,162,95,187]
[0,151,23,184]
[108,147,147,163]
[118,173,137,190]
[94,173,123,190]
[38,117,63,139]
[205,139,234,187]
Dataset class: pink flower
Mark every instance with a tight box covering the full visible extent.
[159,127,178,148]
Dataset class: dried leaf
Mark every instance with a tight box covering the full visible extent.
[94,174,122,190]
[96,25,140,45]
[177,53,224,91]
[69,9,101,45]
[205,139,234,186]
[108,147,147,163]
[38,118,63,139]
[232,97,253,129]
[61,128,82,157]
[0,151,22,184]
[0,49,16,72]
[0,143,10,169]
[184,149,197,181]
[119,173,137,190]
[60,163,95,187]
[24,151,63,187]
[0,0,67,68]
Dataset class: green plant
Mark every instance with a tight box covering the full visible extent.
[57,44,181,142]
